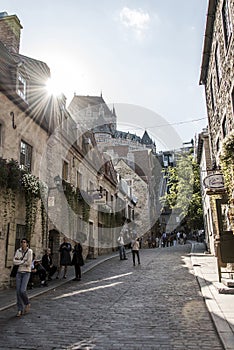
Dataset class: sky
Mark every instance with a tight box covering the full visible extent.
[1,0,209,151]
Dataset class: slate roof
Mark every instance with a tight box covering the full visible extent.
[114,130,142,143]
[0,41,63,133]
[68,94,116,134]
[141,130,155,146]
[69,95,156,149]
[69,95,115,120]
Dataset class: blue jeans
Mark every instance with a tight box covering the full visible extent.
[16,272,31,311]
[118,245,126,260]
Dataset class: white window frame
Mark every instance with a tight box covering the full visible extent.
[17,74,27,100]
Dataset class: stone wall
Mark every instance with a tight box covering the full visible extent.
[205,0,234,163]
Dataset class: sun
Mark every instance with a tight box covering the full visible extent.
[45,77,62,96]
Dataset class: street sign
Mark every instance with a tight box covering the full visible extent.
[93,193,106,204]
[203,173,225,190]
[93,197,106,204]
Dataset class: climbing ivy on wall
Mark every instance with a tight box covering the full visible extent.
[63,179,90,223]
[219,131,234,228]
[220,131,234,203]
[0,158,47,238]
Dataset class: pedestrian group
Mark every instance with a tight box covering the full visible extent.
[12,230,187,318]
[12,236,85,318]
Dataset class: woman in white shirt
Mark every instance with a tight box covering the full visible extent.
[13,238,33,317]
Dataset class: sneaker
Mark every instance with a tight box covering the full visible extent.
[63,276,67,279]
[16,311,22,317]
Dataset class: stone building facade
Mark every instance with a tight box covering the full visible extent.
[0,11,131,288]
[199,0,234,265]
[68,94,161,239]
[199,0,234,164]
[114,159,150,239]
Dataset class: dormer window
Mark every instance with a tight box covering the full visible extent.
[17,73,27,100]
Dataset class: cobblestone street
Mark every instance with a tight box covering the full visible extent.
[0,244,224,350]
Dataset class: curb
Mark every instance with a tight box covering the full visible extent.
[0,252,121,312]
[190,241,234,350]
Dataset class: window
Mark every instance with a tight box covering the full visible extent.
[76,171,82,188]
[77,216,83,233]
[216,138,220,152]
[88,181,94,192]
[222,0,232,49]
[15,224,26,250]
[105,190,109,203]
[20,140,32,171]
[62,160,69,181]
[17,74,27,100]
[210,76,215,111]
[215,44,222,87]
[232,86,234,116]
[222,116,227,138]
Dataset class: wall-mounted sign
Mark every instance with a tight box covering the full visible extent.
[48,196,55,207]
[93,197,106,205]
[203,173,225,190]
[93,193,106,205]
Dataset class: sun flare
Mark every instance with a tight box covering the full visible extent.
[45,77,62,96]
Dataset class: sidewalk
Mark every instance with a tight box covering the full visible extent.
[190,241,234,350]
[0,242,234,349]
[0,250,121,312]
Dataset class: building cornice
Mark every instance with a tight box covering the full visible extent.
[199,0,218,85]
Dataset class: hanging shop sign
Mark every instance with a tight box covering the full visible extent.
[203,173,225,190]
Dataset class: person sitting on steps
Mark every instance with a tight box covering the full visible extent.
[30,254,48,288]
[42,248,57,280]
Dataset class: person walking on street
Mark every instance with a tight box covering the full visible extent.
[117,233,128,260]
[13,238,33,317]
[71,241,84,281]
[56,237,71,279]
[131,237,140,266]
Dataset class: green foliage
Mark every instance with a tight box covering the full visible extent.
[63,180,90,222]
[161,153,203,231]
[0,158,23,190]
[0,158,47,237]
[220,131,234,203]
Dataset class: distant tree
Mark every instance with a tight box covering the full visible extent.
[161,152,203,231]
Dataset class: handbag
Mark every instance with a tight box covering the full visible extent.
[10,265,19,277]
[10,249,28,278]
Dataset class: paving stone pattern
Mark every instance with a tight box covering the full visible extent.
[0,244,224,350]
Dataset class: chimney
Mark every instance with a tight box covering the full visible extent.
[0,12,23,53]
